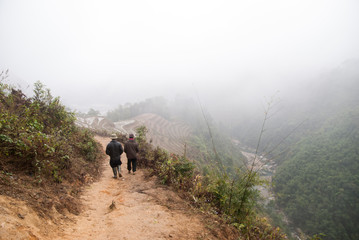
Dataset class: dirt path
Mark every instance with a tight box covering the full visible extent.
[55,136,218,240]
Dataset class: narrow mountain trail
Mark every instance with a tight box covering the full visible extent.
[55,136,222,240]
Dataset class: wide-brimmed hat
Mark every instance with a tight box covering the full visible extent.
[110,133,117,140]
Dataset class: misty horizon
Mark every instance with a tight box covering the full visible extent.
[1,0,359,116]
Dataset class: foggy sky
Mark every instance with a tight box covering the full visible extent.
[1,0,359,115]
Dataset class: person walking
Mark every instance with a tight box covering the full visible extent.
[106,133,123,178]
[124,133,139,175]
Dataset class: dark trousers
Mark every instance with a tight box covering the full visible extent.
[112,165,121,177]
[127,158,137,172]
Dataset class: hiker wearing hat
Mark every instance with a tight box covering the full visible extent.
[106,133,124,178]
[124,133,139,175]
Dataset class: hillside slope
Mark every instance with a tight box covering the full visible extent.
[271,61,359,239]
[120,113,191,155]
[76,113,192,156]
[274,107,359,240]
[0,81,104,239]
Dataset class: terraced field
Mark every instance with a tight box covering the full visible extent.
[76,113,192,155]
[120,113,192,155]
[76,116,115,131]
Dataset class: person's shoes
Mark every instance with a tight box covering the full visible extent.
[112,176,117,179]
[128,170,131,174]
[132,172,135,175]
[118,173,122,178]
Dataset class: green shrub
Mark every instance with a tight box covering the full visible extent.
[157,153,195,189]
[0,79,102,183]
[135,125,286,238]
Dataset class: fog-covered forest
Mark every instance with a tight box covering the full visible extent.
[226,60,359,239]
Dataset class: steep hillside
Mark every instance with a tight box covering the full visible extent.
[245,61,359,239]
[272,61,359,240]
[0,80,104,239]
[274,107,359,240]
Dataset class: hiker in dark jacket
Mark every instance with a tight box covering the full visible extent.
[124,133,139,175]
[106,133,123,178]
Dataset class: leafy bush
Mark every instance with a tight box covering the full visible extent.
[0,78,102,183]
[135,125,286,239]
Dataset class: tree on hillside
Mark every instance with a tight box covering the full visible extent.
[87,108,100,117]
[106,96,169,122]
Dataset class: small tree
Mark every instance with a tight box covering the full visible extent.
[87,108,100,117]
